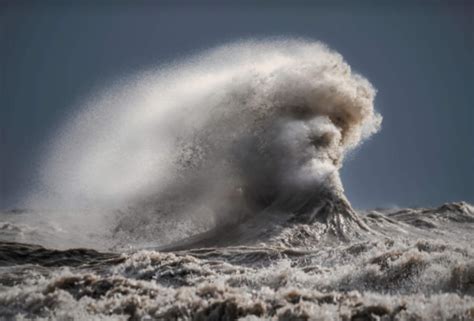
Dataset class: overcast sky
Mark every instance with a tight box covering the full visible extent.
[1,0,473,209]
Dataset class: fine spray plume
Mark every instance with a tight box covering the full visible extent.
[26,39,382,250]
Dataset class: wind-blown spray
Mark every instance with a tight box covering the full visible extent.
[27,39,382,248]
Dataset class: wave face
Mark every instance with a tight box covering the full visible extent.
[25,39,381,249]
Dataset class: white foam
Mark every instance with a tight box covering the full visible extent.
[24,39,382,247]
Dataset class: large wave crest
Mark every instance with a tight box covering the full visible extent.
[26,39,382,248]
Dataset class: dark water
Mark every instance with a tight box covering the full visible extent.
[1,200,473,321]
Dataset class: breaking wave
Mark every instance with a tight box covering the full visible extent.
[23,39,381,249]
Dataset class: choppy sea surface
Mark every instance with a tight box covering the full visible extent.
[1,200,473,321]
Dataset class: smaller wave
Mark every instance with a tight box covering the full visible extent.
[0,241,122,268]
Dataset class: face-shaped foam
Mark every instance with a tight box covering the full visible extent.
[26,39,381,245]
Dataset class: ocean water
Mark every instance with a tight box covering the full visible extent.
[2,39,472,320]
[0,201,473,320]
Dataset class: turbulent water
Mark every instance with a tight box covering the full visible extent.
[1,40,473,320]
[1,202,473,320]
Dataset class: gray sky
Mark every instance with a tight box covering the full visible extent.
[1,0,473,209]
